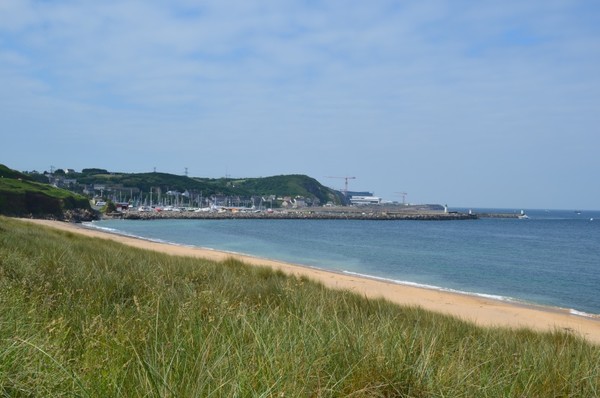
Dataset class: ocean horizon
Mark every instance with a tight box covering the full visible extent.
[86,208,600,317]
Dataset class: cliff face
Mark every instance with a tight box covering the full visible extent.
[0,164,97,221]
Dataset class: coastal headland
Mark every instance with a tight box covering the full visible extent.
[23,218,600,344]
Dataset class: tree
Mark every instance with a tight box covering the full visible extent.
[102,200,117,214]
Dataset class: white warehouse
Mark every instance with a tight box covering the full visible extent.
[349,196,382,205]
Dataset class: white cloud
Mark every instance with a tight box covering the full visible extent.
[1,0,599,207]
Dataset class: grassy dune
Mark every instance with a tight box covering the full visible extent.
[0,217,599,397]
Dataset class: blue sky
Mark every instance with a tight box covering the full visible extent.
[1,1,599,209]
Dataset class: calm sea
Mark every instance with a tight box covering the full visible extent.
[86,209,600,316]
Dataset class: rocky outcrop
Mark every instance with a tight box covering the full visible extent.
[63,209,99,222]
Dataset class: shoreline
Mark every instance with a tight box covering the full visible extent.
[22,218,600,345]
[79,222,597,317]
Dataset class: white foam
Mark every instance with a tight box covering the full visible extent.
[82,222,176,246]
[343,271,515,303]
[569,309,597,318]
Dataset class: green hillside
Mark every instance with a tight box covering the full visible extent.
[234,174,344,205]
[12,164,345,207]
[76,171,240,196]
[0,164,94,220]
[68,169,344,205]
[0,164,32,180]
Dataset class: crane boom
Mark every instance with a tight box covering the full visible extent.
[326,176,356,193]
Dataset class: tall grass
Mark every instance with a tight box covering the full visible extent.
[1,216,599,397]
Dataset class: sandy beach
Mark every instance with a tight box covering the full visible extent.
[23,218,600,345]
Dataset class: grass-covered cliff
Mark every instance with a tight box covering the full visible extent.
[0,164,94,220]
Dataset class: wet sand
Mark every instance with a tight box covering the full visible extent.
[23,219,600,344]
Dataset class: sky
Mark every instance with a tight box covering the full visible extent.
[1,1,599,210]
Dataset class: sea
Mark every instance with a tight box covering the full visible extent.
[85,208,600,317]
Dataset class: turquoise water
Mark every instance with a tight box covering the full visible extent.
[87,209,600,315]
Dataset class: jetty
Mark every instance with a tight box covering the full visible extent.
[477,212,521,219]
[112,204,479,221]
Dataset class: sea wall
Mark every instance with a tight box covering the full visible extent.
[115,209,478,221]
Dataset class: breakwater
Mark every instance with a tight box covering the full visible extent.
[477,212,521,219]
[114,209,478,221]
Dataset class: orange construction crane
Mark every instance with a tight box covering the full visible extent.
[326,176,356,194]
